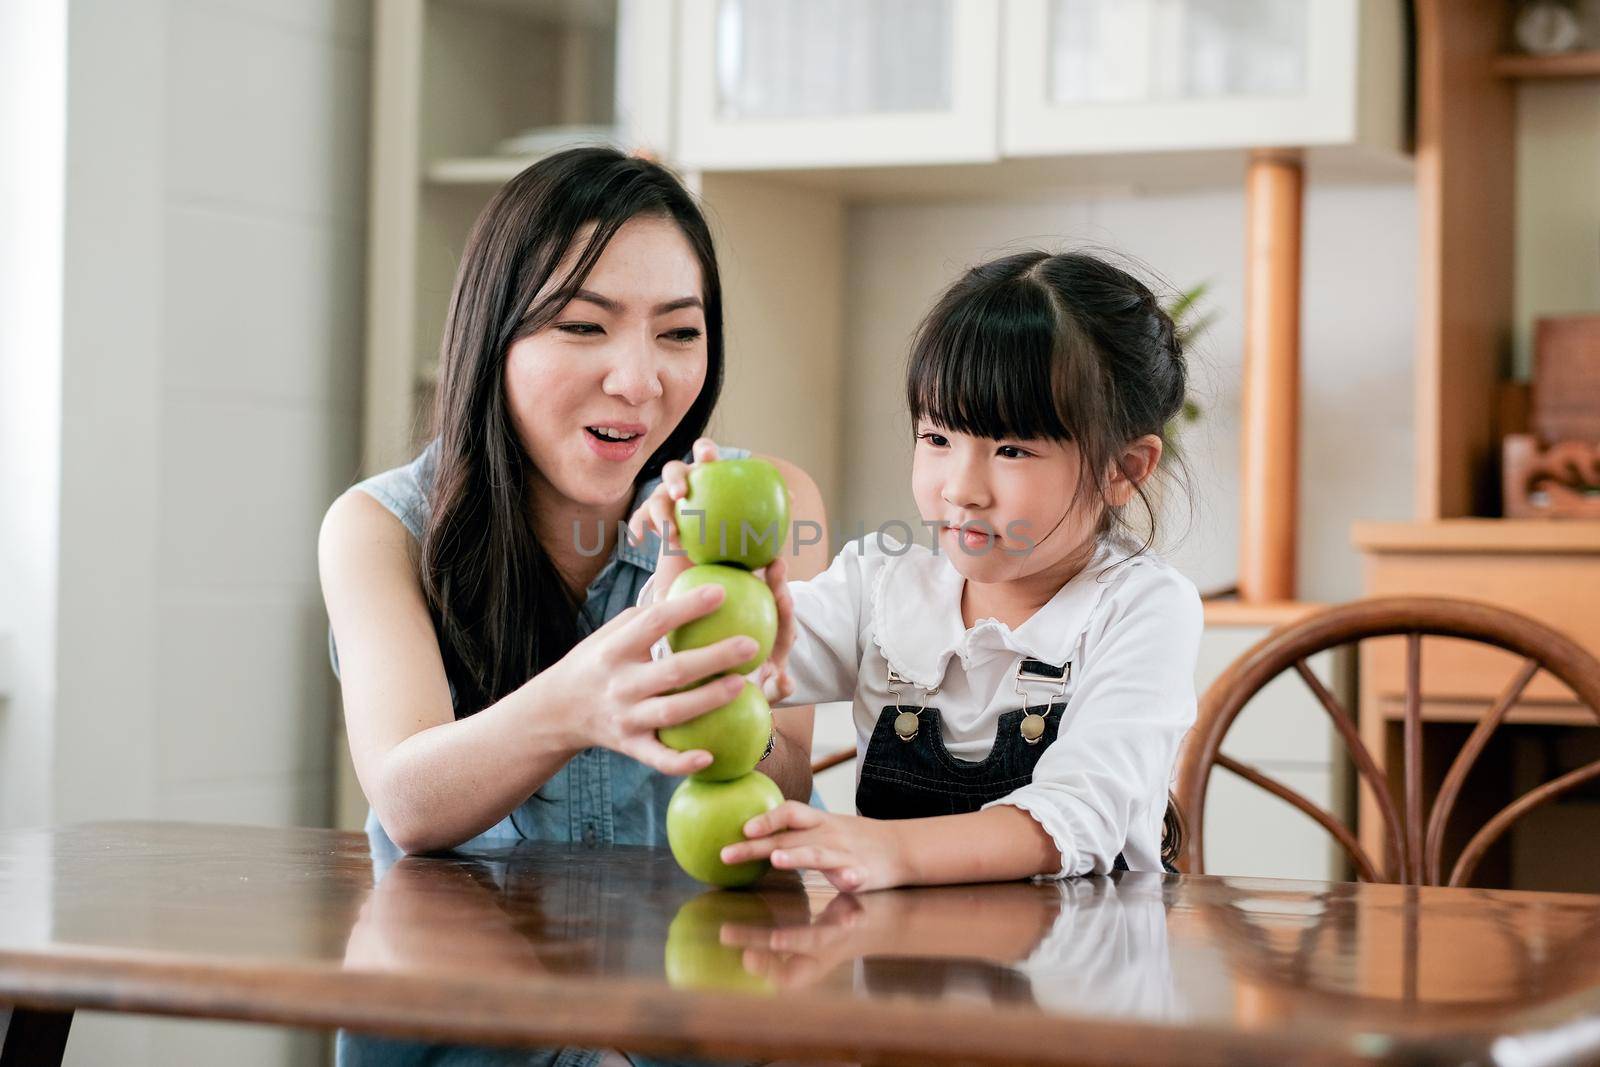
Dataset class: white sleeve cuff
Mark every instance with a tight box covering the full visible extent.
[984,794,1083,880]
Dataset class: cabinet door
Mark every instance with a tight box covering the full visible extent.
[1003,0,1405,156]
[675,0,999,169]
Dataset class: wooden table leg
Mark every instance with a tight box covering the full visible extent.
[0,1007,74,1067]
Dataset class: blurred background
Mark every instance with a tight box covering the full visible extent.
[4,1,1600,1062]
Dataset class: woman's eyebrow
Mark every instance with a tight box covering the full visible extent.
[571,289,702,316]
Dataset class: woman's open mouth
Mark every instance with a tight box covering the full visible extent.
[583,424,646,461]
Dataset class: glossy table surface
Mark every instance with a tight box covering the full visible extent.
[3,823,1600,1066]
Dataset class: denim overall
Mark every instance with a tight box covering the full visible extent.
[854,658,1134,873]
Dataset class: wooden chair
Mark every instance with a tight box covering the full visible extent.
[1175,596,1600,886]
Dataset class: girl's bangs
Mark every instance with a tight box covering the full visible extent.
[907,283,1072,442]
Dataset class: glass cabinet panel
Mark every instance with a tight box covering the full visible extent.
[1004,0,1404,158]
[715,0,953,120]
[677,0,997,170]
[1048,0,1310,105]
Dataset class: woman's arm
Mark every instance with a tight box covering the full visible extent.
[320,491,757,854]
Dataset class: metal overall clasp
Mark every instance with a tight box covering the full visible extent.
[1014,660,1071,744]
[887,669,939,741]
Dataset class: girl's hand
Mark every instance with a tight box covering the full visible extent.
[716,893,871,989]
[544,582,759,777]
[720,802,911,892]
[627,436,719,599]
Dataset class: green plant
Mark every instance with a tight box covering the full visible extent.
[1164,280,1216,426]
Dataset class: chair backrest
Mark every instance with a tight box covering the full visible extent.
[1175,596,1600,886]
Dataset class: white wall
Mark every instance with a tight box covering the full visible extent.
[30,1,370,1064]
[838,179,1418,603]
[0,0,67,832]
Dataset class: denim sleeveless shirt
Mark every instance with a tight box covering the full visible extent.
[333,440,752,862]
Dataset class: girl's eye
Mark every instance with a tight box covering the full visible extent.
[662,327,703,344]
[916,431,949,448]
[556,323,603,336]
[997,445,1032,459]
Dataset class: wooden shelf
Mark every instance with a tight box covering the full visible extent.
[1374,696,1596,728]
[1203,600,1326,628]
[436,0,616,28]
[425,144,1416,197]
[426,155,549,185]
[1352,519,1600,554]
[1492,50,1600,79]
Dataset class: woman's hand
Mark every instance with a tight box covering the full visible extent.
[542,583,761,777]
[628,436,797,705]
[720,802,912,892]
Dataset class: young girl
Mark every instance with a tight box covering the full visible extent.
[640,250,1201,892]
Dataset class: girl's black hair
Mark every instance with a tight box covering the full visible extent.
[906,250,1188,547]
[423,146,723,714]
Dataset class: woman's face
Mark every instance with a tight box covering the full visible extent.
[504,215,709,515]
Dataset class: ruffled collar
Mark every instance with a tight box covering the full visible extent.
[872,538,1139,688]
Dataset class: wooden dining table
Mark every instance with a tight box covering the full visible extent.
[2,822,1600,1066]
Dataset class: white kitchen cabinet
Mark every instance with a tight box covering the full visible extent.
[1003,0,1407,158]
[674,0,1000,169]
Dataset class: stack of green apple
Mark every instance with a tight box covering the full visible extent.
[659,458,791,888]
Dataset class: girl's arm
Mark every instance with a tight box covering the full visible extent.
[724,566,1203,890]
[981,568,1202,877]
[719,801,1059,892]
[320,491,757,854]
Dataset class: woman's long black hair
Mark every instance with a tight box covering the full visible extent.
[423,147,724,715]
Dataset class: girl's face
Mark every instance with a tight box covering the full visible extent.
[911,422,1157,587]
[504,215,709,514]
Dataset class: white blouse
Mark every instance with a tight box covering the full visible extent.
[781,535,1202,877]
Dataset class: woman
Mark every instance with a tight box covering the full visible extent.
[320,146,826,861]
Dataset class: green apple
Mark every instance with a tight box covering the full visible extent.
[675,458,791,570]
[659,680,772,782]
[663,891,777,993]
[666,771,784,887]
[666,565,777,676]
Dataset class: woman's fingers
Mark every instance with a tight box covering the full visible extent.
[616,583,726,652]
[622,733,713,777]
[639,636,758,696]
[634,673,747,731]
